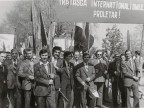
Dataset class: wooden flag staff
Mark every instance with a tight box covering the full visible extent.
[139,24,144,62]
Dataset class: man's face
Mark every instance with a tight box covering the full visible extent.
[0,53,6,64]
[74,52,80,60]
[121,55,125,61]
[83,55,90,63]
[26,51,33,60]
[6,53,11,60]
[11,51,18,60]
[40,53,48,62]
[125,51,132,60]
[53,50,61,59]
[96,51,102,59]
[135,53,138,57]
[115,56,119,61]
[65,54,72,62]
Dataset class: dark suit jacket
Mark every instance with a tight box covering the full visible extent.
[53,58,63,89]
[7,60,21,89]
[91,59,107,82]
[0,65,7,84]
[18,59,35,90]
[108,61,121,78]
[121,59,138,87]
[70,59,83,87]
[34,62,55,96]
[76,62,95,89]
[59,61,74,91]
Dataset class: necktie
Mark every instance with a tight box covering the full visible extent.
[13,62,17,72]
[66,62,70,77]
[85,63,88,72]
[129,59,134,72]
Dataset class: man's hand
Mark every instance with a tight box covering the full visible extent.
[86,77,91,82]
[49,74,55,79]
[49,79,54,85]
[81,81,86,86]
[28,75,34,80]
[133,76,139,81]
[53,63,59,70]
[3,80,6,84]
[104,71,108,74]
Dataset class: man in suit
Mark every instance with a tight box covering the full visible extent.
[70,51,82,108]
[134,50,143,78]
[0,51,7,108]
[91,50,107,108]
[55,51,74,108]
[121,50,139,107]
[52,46,63,107]
[76,53,96,108]
[108,54,125,107]
[7,49,20,108]
[18,48,35,108]
[34,49,56,108]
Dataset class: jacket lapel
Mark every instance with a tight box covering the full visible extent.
[40,63,49,77]
[125,61,134,72]
[82,63,89,77]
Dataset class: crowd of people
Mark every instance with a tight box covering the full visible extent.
[0,46,143,108]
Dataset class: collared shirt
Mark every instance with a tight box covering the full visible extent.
[75,60,79,66]
[84,62,88,72]
[52,57,57,66]
[129,58,134,72]
[12,59,17,64]
[28,59,34,75]
[40,61,49,73]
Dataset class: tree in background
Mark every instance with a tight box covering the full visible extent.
[102,25,125,55]
[131,24,144,56]
[0,0,32,48]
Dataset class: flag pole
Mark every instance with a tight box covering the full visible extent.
[70,23,75,52]
[139,24,144,62]
[87,23,90,53]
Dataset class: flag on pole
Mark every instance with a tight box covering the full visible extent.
[74,23,87,51]
[31,1,36,54]
[127,30,131,50]
[31,0,42,56]
[74,23,94,52]
[85,22,94,51]
[40,11,47,47]
[3,42,6,52]
[13,28,17,49]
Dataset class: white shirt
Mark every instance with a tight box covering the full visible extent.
[40,61,49,73]
[84,62,88,72]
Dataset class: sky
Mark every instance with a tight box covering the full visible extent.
[0,0,17,24]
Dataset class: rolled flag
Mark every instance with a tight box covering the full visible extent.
[3,42,6,52]
[74,23,94,52]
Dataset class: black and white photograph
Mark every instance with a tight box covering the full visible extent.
[0,0,144,108]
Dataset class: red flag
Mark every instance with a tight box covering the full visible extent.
[74,23,94,52]
[40,12,47,47]
[127,30,131,50]
[3,42,6,51]
[85,22,94,51]
[31,0,36,54]
[74,23,87,51]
